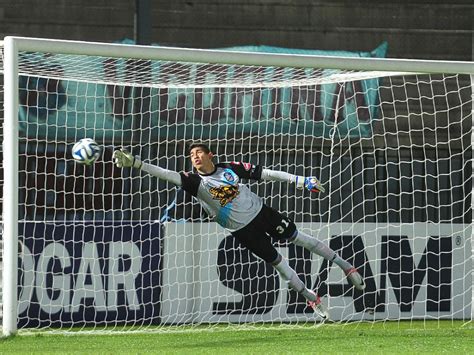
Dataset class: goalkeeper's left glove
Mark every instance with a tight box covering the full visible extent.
[296,176,325,193]
[113,149,143,169]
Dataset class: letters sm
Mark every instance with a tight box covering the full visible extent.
[162,222,472,323]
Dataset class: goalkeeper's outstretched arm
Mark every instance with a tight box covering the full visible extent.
[113,150,182,186]
[261,168,325,193]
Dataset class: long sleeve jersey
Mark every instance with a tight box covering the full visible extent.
[140,161,301,232]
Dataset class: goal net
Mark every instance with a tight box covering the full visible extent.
[1,37,473,335]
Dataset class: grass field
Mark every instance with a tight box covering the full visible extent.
[0,321,473,354]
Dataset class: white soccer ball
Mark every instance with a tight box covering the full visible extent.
[72,138,101,165]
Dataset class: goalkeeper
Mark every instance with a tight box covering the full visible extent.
[113,143,365,318]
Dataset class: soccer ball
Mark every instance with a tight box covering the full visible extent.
[72,138,101,165]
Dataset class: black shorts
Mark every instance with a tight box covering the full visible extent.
[231,204,297,263]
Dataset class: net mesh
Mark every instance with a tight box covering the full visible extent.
[0,45,472,333]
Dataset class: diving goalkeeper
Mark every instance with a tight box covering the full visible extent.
[113,143,365,319]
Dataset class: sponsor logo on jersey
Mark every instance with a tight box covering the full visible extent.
[223,171,235,183]
[209,185,240,206]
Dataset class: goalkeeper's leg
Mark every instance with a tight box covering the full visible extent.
[233,225,328,319]
[272,254,328,320]
[291,230,365,291]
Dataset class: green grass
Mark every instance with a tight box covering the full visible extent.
[0,321,473,354]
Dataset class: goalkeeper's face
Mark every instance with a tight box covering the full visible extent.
[190,147,215,174]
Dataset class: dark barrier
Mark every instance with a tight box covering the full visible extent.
[17,221,162,328]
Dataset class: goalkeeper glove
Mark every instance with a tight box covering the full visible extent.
[296,176,325,193]
[112,149,142,169]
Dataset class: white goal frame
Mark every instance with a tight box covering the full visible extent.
[2,36,474,336]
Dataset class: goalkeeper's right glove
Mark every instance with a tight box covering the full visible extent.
[296,176,325,193]
[113,149,142,169]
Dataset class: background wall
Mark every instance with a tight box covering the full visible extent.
[0,0,472,60]
[0,1,471,222]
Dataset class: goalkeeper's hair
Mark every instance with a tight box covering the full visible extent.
[188,142,212,155]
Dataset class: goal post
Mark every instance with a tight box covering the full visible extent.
[1,36,473,336]
[3,36,20,337]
